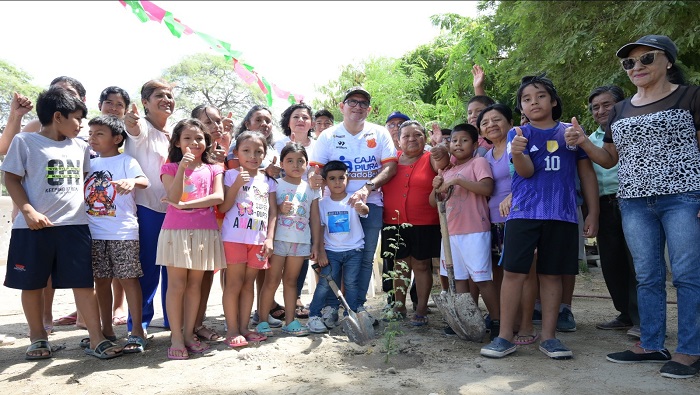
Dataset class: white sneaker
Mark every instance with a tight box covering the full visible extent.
[251,310,284,328]
[308,316,327,333]
[321,306,338,328]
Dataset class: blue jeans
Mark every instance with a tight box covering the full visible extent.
[619,192,700,355]
[309,249,363,317]
[357,203,383,307]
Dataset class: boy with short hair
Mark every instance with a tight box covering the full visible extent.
[84,115,149,352]
[1,87,122,360]
[307,161,369,333]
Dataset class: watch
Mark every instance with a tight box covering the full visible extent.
[365,181,376,191]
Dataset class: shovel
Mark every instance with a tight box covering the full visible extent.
[311,264,375,346]
[430,186,486,342]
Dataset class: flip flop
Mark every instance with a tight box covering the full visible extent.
[514,332,540,345]
[112,315,128,326]
[270,304,286,320]
[167,347,189,360]
[123,334,148,354]
[225,335,248,348]
[80,334,118,349]
[84,340,122,360]
[194,325,222,341]
[243,331,267,342]
[295,305,310,319]
[281,320,310,337]
[410,314,429,327]
[25,339,52,360]
[53,313,77,326]
[185,341,210,354]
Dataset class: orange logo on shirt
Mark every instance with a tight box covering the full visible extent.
[367,138,377,148]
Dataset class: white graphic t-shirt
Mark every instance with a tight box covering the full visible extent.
[221,169,277,245]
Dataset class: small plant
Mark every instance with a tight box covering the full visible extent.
[380,210,412,363]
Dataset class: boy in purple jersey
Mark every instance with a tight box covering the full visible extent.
[481,74,599,360]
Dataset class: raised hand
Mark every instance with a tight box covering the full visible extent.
[10,92,33,116]
[430,144,448,162]
[212,143,227,163]
[309,165,323,189]
[236,166,250,185]
[564,117,587,146]
[510,126,528,155]
[265,156,281,178]
[125,103,141,133]
[223,111,234,134]
[180,146,194,168]
[472,64,485,92]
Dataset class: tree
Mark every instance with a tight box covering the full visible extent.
[0,59,42,128]
[161,53,266,121]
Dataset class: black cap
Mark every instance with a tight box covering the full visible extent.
[343,86,371,103]
[616,35,678,64]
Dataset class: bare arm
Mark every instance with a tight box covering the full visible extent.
[309,198,322,262]
[218,169,250,213]
[440,177,494,197]
[0,92,33,155]
[349,161,397,205]
[4,172,53,230]
[578,159,599,238]
[261,191,277,258]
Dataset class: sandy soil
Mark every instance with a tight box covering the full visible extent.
[0,263,696,395]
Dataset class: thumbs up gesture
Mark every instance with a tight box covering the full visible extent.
[223,111,234,133]
[180,146,195,168]
[236,166,250,185]
[280,195,294,215]
[265,155,281,178]
[432,168,445,190]
[125,103,141,135]
[10,92,33,117]
[564,117,586,147]
[309,165,323,189]
[510,126,528,155]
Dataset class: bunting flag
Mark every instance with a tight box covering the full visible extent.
[117,0,303,104]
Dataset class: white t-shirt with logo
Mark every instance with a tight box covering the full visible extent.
[84,154,148,240]
[310,122,397,206]
[318,194,366,252]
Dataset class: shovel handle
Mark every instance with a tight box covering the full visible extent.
[436,190,457,293]
[311,263,352,312]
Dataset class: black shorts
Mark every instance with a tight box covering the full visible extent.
[501,219,578,275]
[5,225,93,290]
[381,223,441,261]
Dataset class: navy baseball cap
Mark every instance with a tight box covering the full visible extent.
[616,35,678,64]
[385,111,410,124]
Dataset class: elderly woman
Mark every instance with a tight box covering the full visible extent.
[566,35,700,379]
[124,79,176,334]
[380,121,449,325]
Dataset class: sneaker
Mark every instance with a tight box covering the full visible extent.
[532,309,542,325]
[251,310,283,328]
[321,306,338,329]
[481,337,517,358]
[357,305,379,326]
[627,325,641,338]
[659,361,699,379]
[443,325,457,337]
[606,346,671,364]
[596,317,633,330]
[307,316,327,334]
[539,338,573,360]
[556,307,577,332]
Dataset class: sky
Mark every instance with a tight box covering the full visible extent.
[0,1,479,113]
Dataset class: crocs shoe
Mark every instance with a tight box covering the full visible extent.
[481,337,517,358]
[256,322,274,337]
[251,310,283,328]
[282,320,309,337]
[539,338,573,360]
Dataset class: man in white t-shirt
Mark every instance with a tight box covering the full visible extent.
[309,86,397,318]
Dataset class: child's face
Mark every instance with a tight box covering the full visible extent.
[198,108,223,141]
[449,130,476,161]
[281,151,307,179]
[245,110,273,138]
[235,137,266,171]
[56,110,84,140]
[177,126,207,160]
[100,93,127,119]
[88,124,121,154]
[520,84,556,124]
[324,170,348,195]
[467,101,487,127]
[289,108,312,136]
[314,116,333,133]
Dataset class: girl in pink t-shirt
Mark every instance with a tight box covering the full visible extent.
[156,119,225,360]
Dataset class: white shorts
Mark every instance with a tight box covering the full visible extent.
[439,232,492,282]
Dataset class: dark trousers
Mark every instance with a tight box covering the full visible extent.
[597,195,639,325]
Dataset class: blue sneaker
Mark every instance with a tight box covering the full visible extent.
[532,309,542,325]
[539,338,573,359]
[480,337,517,358]
[556,307,577,332]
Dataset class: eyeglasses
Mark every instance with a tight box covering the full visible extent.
[620,50,663,70]
[344,99,370,109]
[386,122,403,129]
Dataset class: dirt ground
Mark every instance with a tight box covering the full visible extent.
[0,263,696,395]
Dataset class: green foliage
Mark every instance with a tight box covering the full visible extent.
[0,59,42,126]
[161,53,265,121]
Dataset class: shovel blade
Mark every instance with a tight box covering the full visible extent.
[431,292,486,342]
[341,310,374,346]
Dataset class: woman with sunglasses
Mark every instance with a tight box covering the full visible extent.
[565,35,700,379]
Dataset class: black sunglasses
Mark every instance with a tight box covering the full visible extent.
[620,50,663,71]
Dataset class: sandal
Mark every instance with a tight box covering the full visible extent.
[225,335,248,348]
[84,339,123,360]
[270,304,286,320]
[282,320,310,337]
[256,322,274,337]
[185,341,210,354]
[112,315,128,326]
[167,347,189,360]
[53,312,77,326]
[514,332,540,345]
[80,334,118,349]
[243,331,267,342]
[295,305,310,319]
[25,339,52,360]
[195,325,221,341]
[123,334,148,354]
[410,314,429,327]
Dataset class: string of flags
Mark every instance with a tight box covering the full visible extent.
[119,0,304,105]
